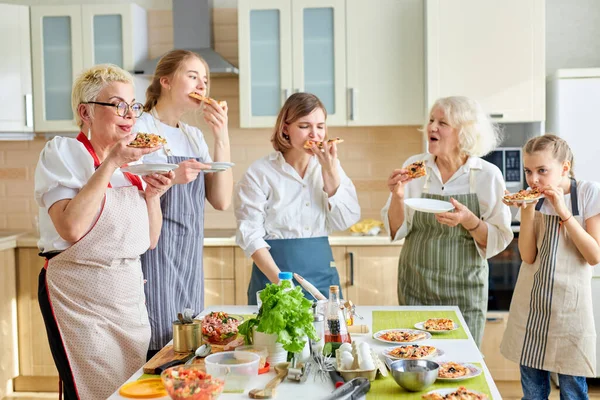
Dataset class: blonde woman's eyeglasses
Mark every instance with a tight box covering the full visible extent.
[83,101,144,117]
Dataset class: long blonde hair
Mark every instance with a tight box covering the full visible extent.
[144,49,210,112]
[523,134,575,178]
[271,93,327,153]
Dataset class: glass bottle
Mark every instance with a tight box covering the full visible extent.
[324,285,351,345]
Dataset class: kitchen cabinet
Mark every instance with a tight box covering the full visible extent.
[425,0,545,122]
[0,5,34,138]
[238,0,423,128]
[30,4,147,132]
[481,312,520,381]
[0,248,17,398]
[204,247,236,306]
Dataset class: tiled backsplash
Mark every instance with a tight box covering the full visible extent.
[0,8,423,232]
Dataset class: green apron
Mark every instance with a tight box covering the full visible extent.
[398,169,488,347]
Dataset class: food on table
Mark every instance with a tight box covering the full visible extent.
[127,132,167,148]
[421,386,488,400]
[339,343,353,354]
[389,344,437,359]
[503,188,543,202]
[406,160,427,179]
[188,92,226,108]
[161,366,225,400]
[378,329,428,342]
[303,137,344,149]
[438,362,470,378]
[201,311,241,345]
[424,318,455,331]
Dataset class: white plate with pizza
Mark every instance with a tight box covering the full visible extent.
[383,344,444,360]
[422,386,488,400]
[120,163,178,176]
[204,162,235,173]
[404,198,454,214]
[436,362,482,381]
[373,328,432,344]
[503,188,544,204]
[415,318,460,333]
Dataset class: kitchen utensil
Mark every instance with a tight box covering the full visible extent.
[143,345,191,374]
[322,377,370,400]
[184,343,212,366]
[248,368,288,399]
[388,359,439,392]
[329,370,345,388]
[155,352,195,375]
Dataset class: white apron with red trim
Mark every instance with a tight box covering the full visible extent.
[45,186,151,399]
[501,180,596,377]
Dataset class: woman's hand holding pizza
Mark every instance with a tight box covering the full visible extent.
[202,100,229,140]
[311,140,339,175]
[540,184,570,220]
[387,168,411,199]
[173,159,211,185]
[106,133,161,169]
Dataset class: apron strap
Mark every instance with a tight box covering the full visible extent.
[422,168,431,193]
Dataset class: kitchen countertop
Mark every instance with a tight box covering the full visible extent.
[0,231,27,251]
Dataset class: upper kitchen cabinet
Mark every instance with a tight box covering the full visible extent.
[0,5,34,138]
[31,4,147,132]
[426,0,545,122]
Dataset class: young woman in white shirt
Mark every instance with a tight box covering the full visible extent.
[134,50,233,358]
[235,93,361,304]
[381,96,513,347]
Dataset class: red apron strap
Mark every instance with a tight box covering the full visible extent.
[76,132,143,191]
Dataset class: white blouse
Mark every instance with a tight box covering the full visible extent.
[135,112,212,162]
[381,153,513,259]
[234,152,361,257]
[34,136,144,253]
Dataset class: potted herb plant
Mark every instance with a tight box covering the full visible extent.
[238,281,318,361]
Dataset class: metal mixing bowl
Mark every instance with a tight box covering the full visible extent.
[389,359,439,392]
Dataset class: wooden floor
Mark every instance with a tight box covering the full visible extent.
[4,380,600,399]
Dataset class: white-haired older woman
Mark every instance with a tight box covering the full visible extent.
[381,96,512,347]
[35,64,173,399]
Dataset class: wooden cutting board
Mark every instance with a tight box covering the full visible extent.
[143,345,194,374]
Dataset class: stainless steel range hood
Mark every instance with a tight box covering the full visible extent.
[134,0,238,77]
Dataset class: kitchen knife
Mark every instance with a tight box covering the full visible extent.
[154,353,195,374]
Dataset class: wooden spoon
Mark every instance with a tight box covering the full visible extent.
[248,368,288,399]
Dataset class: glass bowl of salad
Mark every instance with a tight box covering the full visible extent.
[161,365,225,400]
[200,311,243,345]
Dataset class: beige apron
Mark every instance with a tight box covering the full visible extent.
[45,186,152,399]
[501,180,596,377]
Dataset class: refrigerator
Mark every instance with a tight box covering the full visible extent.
[547,68,600,377]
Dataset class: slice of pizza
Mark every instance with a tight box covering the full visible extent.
[422,386,487,400]
[424,318,455,331]
[503,188,543,202]
[128,133,167,148]
[303,137,345,149]
[438,362,469,378]
[381,330,427,342]
[189,92,227,109]
[390,344,437,359]
[406,160,426,179]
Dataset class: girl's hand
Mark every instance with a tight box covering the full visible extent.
[311,140,338,175]
[435,197,474,227]
[143,171,174,199]
[541,184,570,220]
[106,133,161,168]
[173,159,211,185]
[502,189,538,210]
[202,100,229,139]
[387,168,412,199]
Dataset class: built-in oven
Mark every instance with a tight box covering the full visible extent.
[487,225,521,311]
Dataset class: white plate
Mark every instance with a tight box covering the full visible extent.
[503,195,544,204]
[204,162,235,173]
[436,362,482,381]
[423,387,487,398]
[373,329,432,344]
[120,163,178,176]
[383,345,444,360]
[404,198,454,214]
[415,320,460,333]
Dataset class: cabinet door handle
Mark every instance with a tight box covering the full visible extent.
[349,251,354,286]
[294,88,300,94]
[25,94,33,128]
[489,113,503,119]
[283,89,290,104]
[349,88,357,121]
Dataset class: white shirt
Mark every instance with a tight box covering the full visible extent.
[234,152,361,257]
[135,112,212,162]
[381,153,513,259]
[34,136,145,253]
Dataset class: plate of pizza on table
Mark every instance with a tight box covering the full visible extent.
[502,188,544,203]
[415,318,460,333]
[373,328,432,344]
[421,386,488,400]
[383,344,443,360]
[436,361,482,381]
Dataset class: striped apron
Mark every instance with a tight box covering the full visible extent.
[398,169,488,347]
[141,111,206,351]
[501,179,596,377]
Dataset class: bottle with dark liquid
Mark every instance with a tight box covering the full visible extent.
[324,285,351,345]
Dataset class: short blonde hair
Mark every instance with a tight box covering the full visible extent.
[524,134,575,178]
[426,96,502,157]
[71,64,134,128]
[271,93,327,153]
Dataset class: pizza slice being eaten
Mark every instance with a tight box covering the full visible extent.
[128,133,167,148]
[303,137,344,149]
[503,188,543,202]
[406,160,426,179]
[189,92,227,109]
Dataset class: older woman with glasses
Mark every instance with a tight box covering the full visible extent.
[34,64,173,399]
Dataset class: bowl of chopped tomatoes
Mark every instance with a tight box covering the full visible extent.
[161,365,225,400]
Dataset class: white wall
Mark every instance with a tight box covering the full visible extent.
[546,0,600,74]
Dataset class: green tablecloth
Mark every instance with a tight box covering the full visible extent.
[372,310,468,340]
[366,363,491,400]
